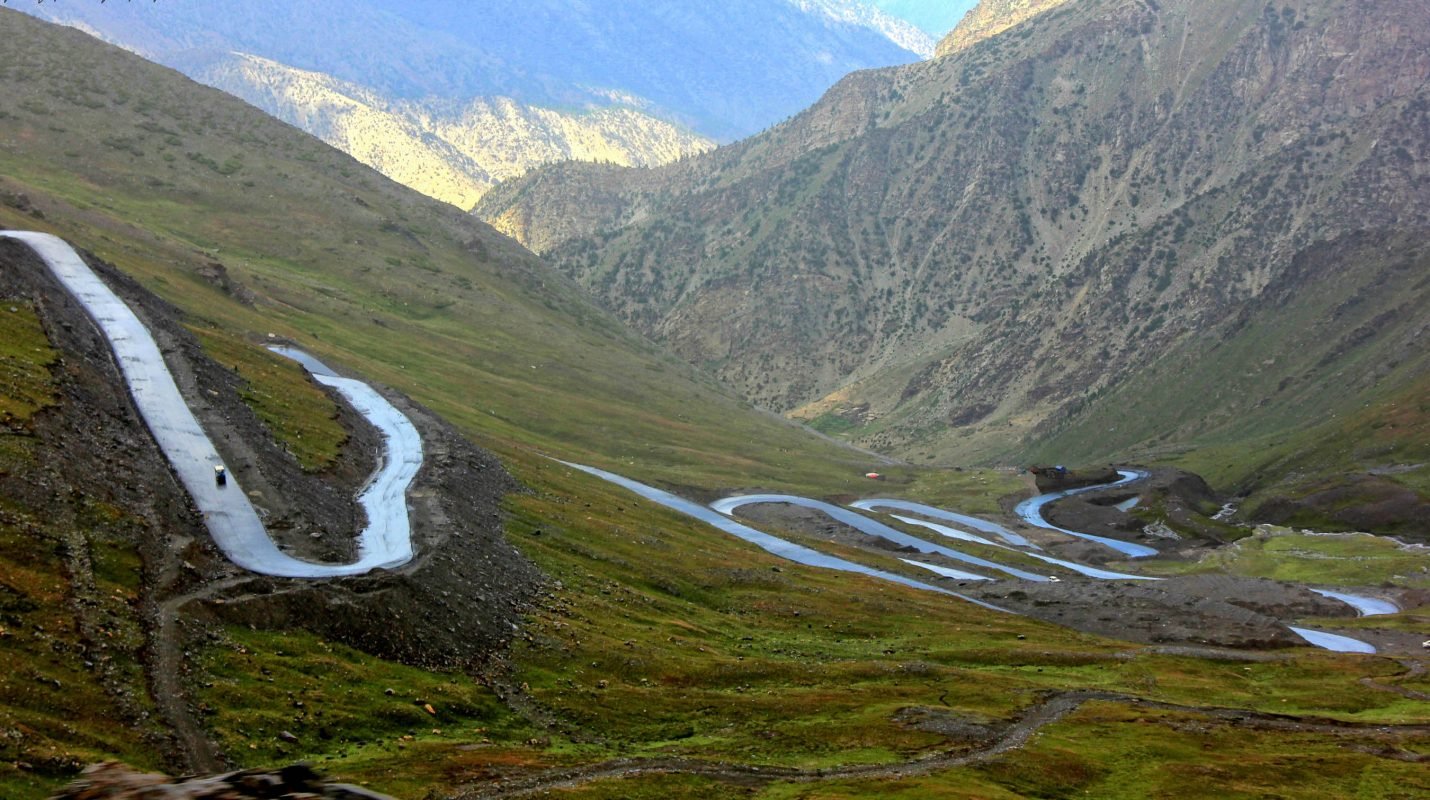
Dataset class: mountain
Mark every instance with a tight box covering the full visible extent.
[18,0,933,207]
[0,6,880,494]
[3,9,1429,799]
[792,0,940,54]
[476,0,1430,522]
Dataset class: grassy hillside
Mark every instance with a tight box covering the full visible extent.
[1,9,1426,800]
[0,7,883,495]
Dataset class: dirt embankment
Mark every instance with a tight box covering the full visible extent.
[3,241,211,770]
[967,574,1353,650]
[1,238,543,770]
[1028,465,1121,493]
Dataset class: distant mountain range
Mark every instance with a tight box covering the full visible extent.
[19,0,931,208]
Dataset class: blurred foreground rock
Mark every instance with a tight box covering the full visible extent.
[50,762,399,800]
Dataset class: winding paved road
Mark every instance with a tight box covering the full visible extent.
[559,462,1007,611]
[1310,589,1398,617]
[4,231,420,578]
[269,346,421,574]
[890,515,1157,581]
[571,462,1381,654]
[1288,627,1379,654]
[850,498,1035,547]
[712,494,1052,582]
[1014,469,1160,557]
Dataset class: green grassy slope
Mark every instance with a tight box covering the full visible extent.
[0,306,163,794]
[0,7,879,495]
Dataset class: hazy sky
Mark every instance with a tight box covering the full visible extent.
[870,0,979,37]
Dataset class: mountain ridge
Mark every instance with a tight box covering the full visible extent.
[936,0,1073,56]
[195,51,714,208]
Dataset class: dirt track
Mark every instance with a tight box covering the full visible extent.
[449,681,1430,798]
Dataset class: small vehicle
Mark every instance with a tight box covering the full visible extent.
[214,464,227,486]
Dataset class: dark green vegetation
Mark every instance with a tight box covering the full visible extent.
[0,6,1426,800]
[479,0,1430,533]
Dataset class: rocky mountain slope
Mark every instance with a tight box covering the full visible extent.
[476,0,1429,494]
[19,0,931,207]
